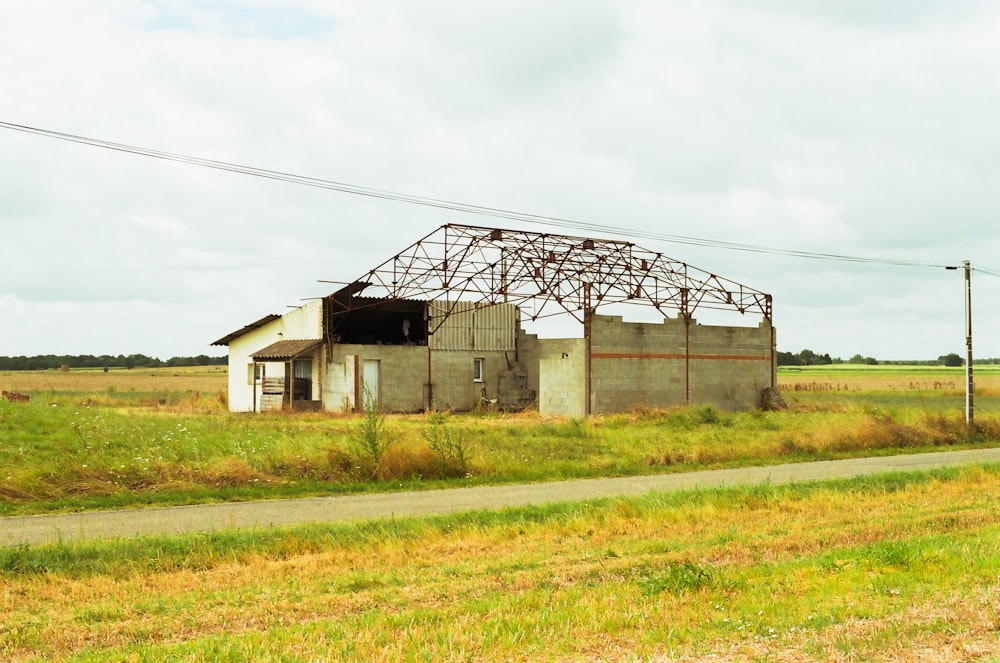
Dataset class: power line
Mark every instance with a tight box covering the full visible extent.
[0,120,964,270]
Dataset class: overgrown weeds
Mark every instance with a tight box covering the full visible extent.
[422,412,473,476]
[638,560,718,595]
[3,371,1000,515]
[347,387,395,478]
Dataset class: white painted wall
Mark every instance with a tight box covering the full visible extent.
[225,299,324,412]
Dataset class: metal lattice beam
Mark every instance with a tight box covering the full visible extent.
[334,224,772,325]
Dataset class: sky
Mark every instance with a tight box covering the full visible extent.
[2,0,999,361]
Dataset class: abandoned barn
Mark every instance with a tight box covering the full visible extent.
[211,224,776,417]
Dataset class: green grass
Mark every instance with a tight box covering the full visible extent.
[2,386,998,516]
[0,467,977,578]
[5,367,1000,661]
[3,466,999,661]
[1,363,998,518]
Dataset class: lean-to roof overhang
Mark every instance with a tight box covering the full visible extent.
[250,339,323,362]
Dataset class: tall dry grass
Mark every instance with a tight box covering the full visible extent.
[2,366,999,515]
[0,366,227,395]
[777,366,1000,397]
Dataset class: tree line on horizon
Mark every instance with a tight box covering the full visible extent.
[776,349,994,367]
[4,351,995,372]
[0,354,226,371]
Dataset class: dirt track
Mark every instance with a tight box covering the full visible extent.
[4,447,1000,547]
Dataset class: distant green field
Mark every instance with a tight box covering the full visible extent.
[779,363,1000,377]
[776,364,1000,416]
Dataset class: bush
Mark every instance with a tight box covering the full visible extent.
[348,388,395,477]
[422,413,473,476]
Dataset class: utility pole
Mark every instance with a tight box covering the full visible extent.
[963,260,973,426]
[947,261,974,426]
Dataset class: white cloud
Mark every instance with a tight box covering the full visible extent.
[1,0,998,360]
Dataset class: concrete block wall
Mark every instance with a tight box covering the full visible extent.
[589,314,773,413]
[324,345,511,413]
[515,330,542,400]
[687,319,774,411]
[318,314,773,416]
[537,338,586,417]
[428,349,509,411]
[516,329,542,402]
[589,315,688,413]
[325,345,427,413]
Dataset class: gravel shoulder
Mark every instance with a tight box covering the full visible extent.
[4,447,1000,547]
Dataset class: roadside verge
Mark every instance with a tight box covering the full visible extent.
[4,447,1000,547]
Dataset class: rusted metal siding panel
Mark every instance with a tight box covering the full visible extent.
[429,302,516,351]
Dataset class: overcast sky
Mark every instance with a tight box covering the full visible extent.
[2,0,999,361]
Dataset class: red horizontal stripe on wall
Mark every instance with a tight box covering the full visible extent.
[591,352,771,361]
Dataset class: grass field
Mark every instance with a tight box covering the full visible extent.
[0,364,228,390]
[2,365,1000,660]
[2,468,999,661]
[1,365,999,517]
[778,363,1000,392]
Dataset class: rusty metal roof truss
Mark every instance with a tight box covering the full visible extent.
[340,224,772,325]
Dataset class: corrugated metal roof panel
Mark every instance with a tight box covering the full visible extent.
[251,339,323,361]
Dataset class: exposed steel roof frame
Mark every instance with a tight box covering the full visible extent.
[337,224,772,324]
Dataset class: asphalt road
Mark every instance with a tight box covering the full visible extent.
[4,447,1000,547]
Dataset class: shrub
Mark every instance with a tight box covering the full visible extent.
[348,387,394,477]
[422,412,473,476]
